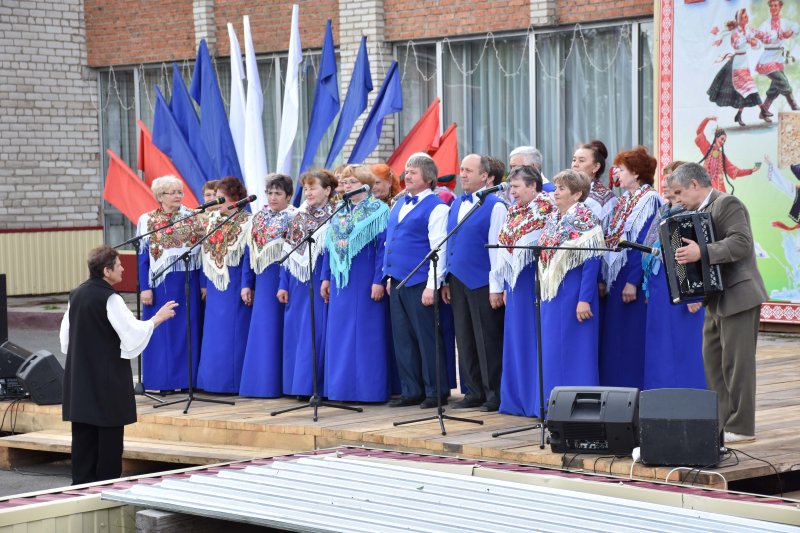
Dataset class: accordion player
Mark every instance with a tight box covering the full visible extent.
[659,212,723,303]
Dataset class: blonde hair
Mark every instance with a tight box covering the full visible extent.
[151,175,183,200]
[339,164,375,187]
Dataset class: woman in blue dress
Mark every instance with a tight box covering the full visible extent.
[642,162,707,390]
[538,170,605,413]
[493,165,555,417]
[196,177,253,393]
[137,176,205,393]
[239,174,296,397]
[320,164,392,402]
[278,170,336,396]
[600,146,662,389]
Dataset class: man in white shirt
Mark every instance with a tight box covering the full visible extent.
[60,245,177,484]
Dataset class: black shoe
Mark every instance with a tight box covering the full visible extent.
[452,397,484,409]
[420,397,447,409]
[479,402,499,412]
[389,396,424,407]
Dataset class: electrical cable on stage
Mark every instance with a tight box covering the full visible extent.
[728,448,783,498]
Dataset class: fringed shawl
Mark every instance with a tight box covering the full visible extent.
[585,180,619,230]
[136,206,205,288]
[201,208,251,291]
[492,193,555,290]
[282,202,334,282]
[642,202,685,298]
[326,194,389,288]
[538,203,605,301]
[248,205,296,275]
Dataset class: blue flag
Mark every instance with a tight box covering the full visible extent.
[152,86,208,200]
[189,39,243,181]
[169,63,217,182]
[347,61,402,164]
[324,36,372,169]
[295,20,340,206]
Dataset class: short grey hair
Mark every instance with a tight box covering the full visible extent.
[151,175,183,200]
[406,152,438,190]
[667,162,711,188]
[509,146,542,170]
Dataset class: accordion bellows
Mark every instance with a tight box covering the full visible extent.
[659,212,723,304]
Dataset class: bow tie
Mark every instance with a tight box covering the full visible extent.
[404,195,419,205]
[460,193,474,203]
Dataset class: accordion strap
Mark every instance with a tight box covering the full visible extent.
[692,213,713,293]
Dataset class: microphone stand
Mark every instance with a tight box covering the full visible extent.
[150,208,245,414]
[393,194,495,436]
[486,242,615,449]
[270,200,363,422]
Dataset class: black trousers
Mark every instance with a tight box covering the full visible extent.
[448,275,504,405]
[71,422,124,485]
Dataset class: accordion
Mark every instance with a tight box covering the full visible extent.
[658,212,723,304]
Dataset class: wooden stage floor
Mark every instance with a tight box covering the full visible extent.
[1,334,798,493]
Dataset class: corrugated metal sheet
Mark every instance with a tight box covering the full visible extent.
[102,456,799,533]
[0,229,103,295]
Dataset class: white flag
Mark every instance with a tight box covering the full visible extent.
[243,15,268,212]
[276,4,302,176]
[227,23,246,177]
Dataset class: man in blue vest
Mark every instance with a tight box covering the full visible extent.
[384,153,451,408]
[442,154,508,412]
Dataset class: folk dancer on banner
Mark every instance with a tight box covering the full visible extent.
[320,165,392,402]
[695,117,761,193]
[670,163,767,444]
[641,162,706,390]
[61,246,177,484]
[239,174,296,397]
[600,146,661,389]
[756,0,799,120]
[491,165,555,417]
[441,155,508,412]
[136,176,204,393]
[572,140,618,230]
[384,153,451,408]
[196,177,253,393]
[537,170,605,414]
[278,170,337,396]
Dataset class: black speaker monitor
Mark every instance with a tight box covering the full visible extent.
[639,388,720,466]
[0,340,32,379]
[16,350,64,405]
[546,386,639,455]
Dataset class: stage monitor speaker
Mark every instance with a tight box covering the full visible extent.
[639,388,720,466]
[16,350,63,405]
[546,386,639,455]
[0,340,32,379]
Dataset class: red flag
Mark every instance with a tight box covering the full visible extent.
[137,120,200,208]
[430,123,458,190]
[387,98,441,177]
[103,149,159,224]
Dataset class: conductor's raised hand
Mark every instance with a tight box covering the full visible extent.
[153,300,179,326]
[675,237,701,264]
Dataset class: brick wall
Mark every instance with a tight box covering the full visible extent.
[557,0,653,24]
[0,0,100,229]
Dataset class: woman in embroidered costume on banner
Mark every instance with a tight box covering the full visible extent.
[707,8,771,126]
[137,176,205,393]
[538,170,605,412]
[599,146,661,390]
[695,117,761,193]
[491,165,555,417]
[278,170,337,396]
[196,177,253,393]
[572,140,618,230]
[238,175,296,398]
[320,165,392,402]
[756,0,799,119]
[641,162,706,391]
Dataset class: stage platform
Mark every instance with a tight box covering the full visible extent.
[1,334,797,494]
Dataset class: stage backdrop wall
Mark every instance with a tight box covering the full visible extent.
[657,0,800,324]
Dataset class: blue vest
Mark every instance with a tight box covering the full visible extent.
[446,193,502,290]
[383,194,444,287]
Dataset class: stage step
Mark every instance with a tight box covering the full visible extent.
[0,429,289,469]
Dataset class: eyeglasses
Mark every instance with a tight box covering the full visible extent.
[339,179,361,186]
[163,190,184,196]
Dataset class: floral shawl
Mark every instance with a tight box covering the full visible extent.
[283,202,334,282]
[201,208,252,291]
[136,206,205,288]
[326,194,389,288]
[641,202,685,298]
[248,205,296,275]
[585,180,618,229]
[537,203,605,301]
[491,192,555,290]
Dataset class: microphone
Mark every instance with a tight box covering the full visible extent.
[617,239,660,257]
[342,184,370,200]
[476,182,509,199]
[227,194,258,210]
[193,196,225,213]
